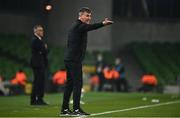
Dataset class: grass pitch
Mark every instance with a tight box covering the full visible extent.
[0,92,180,117]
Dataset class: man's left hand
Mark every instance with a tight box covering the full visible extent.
[103,18,113,25]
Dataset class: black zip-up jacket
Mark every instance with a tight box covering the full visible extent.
[65,20,104,62]
[30,35,48,68]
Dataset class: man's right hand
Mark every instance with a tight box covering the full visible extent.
[103,18,113,26]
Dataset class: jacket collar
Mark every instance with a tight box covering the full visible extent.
[34,34,42,40]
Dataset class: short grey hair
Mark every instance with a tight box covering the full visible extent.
[33,25,43,33]
[79,7,92,16]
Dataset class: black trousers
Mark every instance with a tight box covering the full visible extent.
[62,61,83,110]
[31,67,46,102]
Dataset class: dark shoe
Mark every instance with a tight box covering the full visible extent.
[38,101,48,105]
[59,109,73,116]
[30,98,37,105]
[72,108,90,116]
[31,100,48,105]
[30,102,37,105]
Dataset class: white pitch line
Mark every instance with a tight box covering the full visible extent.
[91,100,180,116]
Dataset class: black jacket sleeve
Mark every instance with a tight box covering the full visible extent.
[77,22,104,32]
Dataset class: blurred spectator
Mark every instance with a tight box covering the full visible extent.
[52,69,67,92]
[103,66,119,91]
[95,53,105,91]
[52,69,67,85]
[89,74,99,91]
[93,55,128,92]
[96,53,105,69]
[114,57,128,92]
[11,69,27,86]
[103,66,120,80]
[0,75,9,96]
[8,69,27,95]
[138,73,158,92]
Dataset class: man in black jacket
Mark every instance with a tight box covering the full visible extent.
[30,25,48,105]
[60,7,113,116]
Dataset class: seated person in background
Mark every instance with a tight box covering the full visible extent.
[95,53,106,91]
[138,73,158,92]
[103,66,119,80]
[52,69,67,92]
[103,66,119,91]
[89,74,99,91]
[10,69,27,94]
[114,57,128,92]
[52,69,67,85]
[0,75,9,96]
[11,69,27,86]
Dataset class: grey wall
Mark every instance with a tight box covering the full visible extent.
[0,13,43,37]
[47,0,112,51]
[1,1,180,52]
[112,20,180,51]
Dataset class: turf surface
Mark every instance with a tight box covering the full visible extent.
[0,92,180,117]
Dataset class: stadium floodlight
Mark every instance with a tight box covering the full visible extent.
[45,4,52,11]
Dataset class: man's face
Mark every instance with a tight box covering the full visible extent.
[115,58,121,65]
[79,12,92,24]
[35,27,44,37]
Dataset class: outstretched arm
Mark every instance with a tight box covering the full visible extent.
[78,18,113,32]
